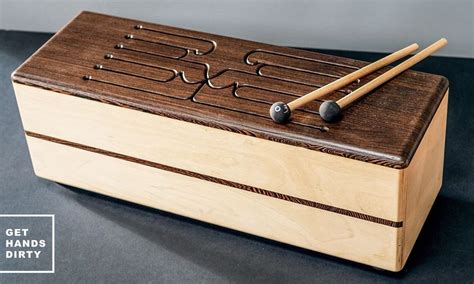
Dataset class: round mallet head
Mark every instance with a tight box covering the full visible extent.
[270,102,291,124]
[319,100,342,122]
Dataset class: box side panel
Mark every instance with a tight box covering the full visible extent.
[400,92,448,269]
[25,135,401,271]
[13,83,402,222]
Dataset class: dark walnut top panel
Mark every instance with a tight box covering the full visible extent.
[12,11,448,168]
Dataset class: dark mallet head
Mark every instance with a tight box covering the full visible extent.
[319,100,342,122]
[270,102,291,124]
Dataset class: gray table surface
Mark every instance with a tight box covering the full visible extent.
[0,31,473,283]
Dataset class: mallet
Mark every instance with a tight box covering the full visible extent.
[319,38,448,122]
[269,43,419,123]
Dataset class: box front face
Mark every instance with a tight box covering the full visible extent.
[14,83,404,271]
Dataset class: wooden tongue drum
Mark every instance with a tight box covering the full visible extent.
[270,39,447,123]
[11,12,450,272]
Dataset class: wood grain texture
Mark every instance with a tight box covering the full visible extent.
[11,11,449,168]
[287,43,419,110]
[337,39,447,109]
[25,130,402,228]
[24,135,403,271]
[14,83,403,222]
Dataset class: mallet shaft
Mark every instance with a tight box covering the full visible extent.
[337,38,448,109]
[287,43,419,111]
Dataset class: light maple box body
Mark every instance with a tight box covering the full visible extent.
[12,12,448,272]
